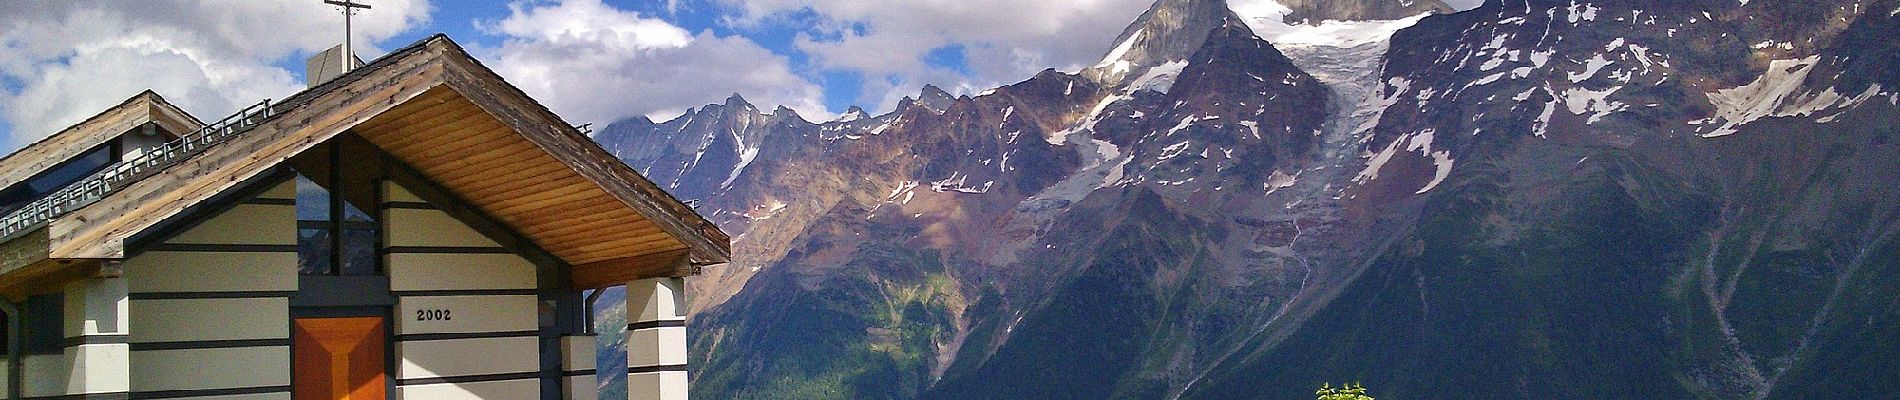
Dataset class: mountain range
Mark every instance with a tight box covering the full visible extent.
[593,0,1900,398]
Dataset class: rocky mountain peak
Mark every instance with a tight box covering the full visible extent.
[916,84,958,113]
[1275,0,1453,25]
[1083,0,1244,86]
[723,92,754,109]
[770,105,801,120]
[598,0,1900,399]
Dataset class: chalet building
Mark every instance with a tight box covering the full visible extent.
[0,35,728,400]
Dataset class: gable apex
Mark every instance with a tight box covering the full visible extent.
[0,34,729,298]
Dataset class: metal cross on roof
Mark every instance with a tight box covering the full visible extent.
[324,0,372,73]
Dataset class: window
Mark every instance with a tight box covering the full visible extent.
[581,288,606,334]
[294,137,383,276]
[0,142,117,215]
[296,174,336,275]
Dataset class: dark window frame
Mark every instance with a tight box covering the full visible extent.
[295,138,385,277]
[0,140,121,216]
[580,288,606,335]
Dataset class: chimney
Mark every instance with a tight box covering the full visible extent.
[305,44,364,88]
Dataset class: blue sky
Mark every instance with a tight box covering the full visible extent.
[0,0,1174,149]
[0,0,1481,149]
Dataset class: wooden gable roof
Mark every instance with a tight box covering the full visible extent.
[0,91,203,190]
[0,35,729,298]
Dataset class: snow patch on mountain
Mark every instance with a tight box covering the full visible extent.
[720,119,761,189]
[1046,93,1133,146]
[1564,1,1602,24]
[744,199,789,221]
[1227,0,1433,48]
[887,180,920,204]
[1013,136,1131,227]
[1532,97,1557,137]
[1264,169,1299,194]
[1099,27,1144,74]
[1131,60,1191,94]
[1568,54,1613,83]
[1223,0,1439,197]
[1224,0,1426,145]
[723,146,759,189]
[1695,56,1888,137]
[931,171,993,194]
[834,108,867,123]
[1157,140,1195,161]
[1354,127,1455,194]
[1407,128,1454,194]
[1560,85,1626,124]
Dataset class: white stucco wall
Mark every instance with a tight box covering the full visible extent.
[396,336,539,379]
[124,192,295,396]
[389,253,535,291]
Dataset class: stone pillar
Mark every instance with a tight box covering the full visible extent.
[625,277,686,400]
[60,276,129,396]
[562,335,598,400]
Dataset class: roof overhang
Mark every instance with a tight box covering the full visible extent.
[0,91,203,190]
[0,35,729,298]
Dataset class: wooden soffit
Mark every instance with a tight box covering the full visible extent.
[351,85,712,269]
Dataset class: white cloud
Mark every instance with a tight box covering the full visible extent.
[491,0,692,51]
[1444,0,1487,11]
[0,0,430,148]
[720,0,1154,112]
[482,0,827,124]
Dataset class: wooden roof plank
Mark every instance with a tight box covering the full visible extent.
[353,87,463,132]
[465,178,593,206]
[421,142,549,182]
[504,194,621,220]
[0,92,203,190]
[569,249,691,289]
[559,235,685,257]
[517,211,662,238]
[436,155,570,191]
[48,40,450,259]
[389,136,528,177]
[531,222,664,246]
[385,123,514,161]
[361,103,493,149]
[441,159,573,191]
[437,54,729,264]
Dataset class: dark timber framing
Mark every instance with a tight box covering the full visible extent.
[121,167,294,258]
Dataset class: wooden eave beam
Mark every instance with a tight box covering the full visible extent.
[145,95,208,138]
[569,249,693,290]
[45,39,454,260]
[0,258,103,302]
[434,48,732,265]
[0,228,50,279]
[0,95,156,189]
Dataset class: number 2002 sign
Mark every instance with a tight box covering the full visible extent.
[416,309,452,321]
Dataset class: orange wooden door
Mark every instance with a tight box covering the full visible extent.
[293,317,387,400]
